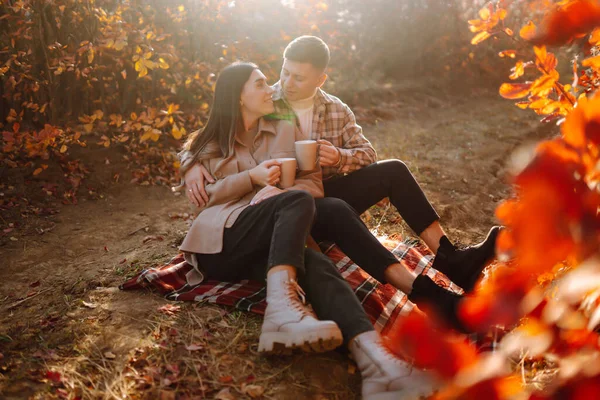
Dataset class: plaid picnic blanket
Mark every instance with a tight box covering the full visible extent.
[120,238,465,337]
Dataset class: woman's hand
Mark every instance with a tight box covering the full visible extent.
[249,159,281,187]
[250,185,286,205]
[185,163,215,208]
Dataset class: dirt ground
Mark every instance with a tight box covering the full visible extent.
[0,81,555,399]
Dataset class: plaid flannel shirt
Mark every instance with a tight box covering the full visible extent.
[268,81,377,179]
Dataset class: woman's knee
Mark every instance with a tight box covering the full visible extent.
[277,190,315,216]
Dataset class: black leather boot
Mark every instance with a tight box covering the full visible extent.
[408,274,470,333]
[431,226,501,293]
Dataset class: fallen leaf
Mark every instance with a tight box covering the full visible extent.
[104,351,116,359]
[219,375,234,384]
[241,383,265,398]
[82,301,97,309]
[158,304,181,316]
[45,370,62,383]
[185,344,204,351]
[215,388,235,400]
[143,235,164,244]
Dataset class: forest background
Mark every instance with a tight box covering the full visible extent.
[2,0,600,399]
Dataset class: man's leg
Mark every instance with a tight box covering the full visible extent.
[312,197,467,332]
[323,160,443,250]
[323,160,500,291]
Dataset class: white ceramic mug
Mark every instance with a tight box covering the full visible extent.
[276,158,297,188]
[295,140,318,170]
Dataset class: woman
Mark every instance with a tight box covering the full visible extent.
[176,62,438,399]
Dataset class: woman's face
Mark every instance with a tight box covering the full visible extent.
[240,69,275,119]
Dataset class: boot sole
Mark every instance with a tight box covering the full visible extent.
[258,327,343,355]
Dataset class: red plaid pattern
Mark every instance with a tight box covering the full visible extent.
[120,239,501,350]
[121,239,457,333]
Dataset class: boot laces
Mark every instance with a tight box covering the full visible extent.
[285,279,311,316]
[376,337,415,372]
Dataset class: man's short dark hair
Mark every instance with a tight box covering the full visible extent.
[283,36,330,70]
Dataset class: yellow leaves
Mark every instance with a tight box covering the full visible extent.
[510,61,525,80]
[499,82,533,99]
[157,58,169,69]
[87,48,94,64]
[97,135,110,148]
[478,5,491,20]
[33,164,48,176]
[499,50,516,58]
[171,124,186,140]
[471,31,491,45]
[79,110,104,133]
[520,21,537,40]
[133,51,156,78]
[109,114,125,127]
[140,127,161,142]
[469,5,508,45]
[60,144,67,153]
[105,37,127,51]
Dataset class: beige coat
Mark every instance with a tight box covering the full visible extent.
[179,118,323,256]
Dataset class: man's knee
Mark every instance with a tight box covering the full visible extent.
[379,159,410,178]
[316,197,357,220]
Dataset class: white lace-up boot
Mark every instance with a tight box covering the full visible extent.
[258,269,343,354]
[349,330,439,399]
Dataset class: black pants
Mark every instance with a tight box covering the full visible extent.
[323,159,439,235]
[312,197,398,284]
[196,191,374,342]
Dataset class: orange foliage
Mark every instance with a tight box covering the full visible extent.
[384,1,600,398]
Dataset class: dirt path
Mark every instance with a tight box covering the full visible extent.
[0,85,553,399]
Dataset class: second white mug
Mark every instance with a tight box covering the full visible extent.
[295,140,318,170]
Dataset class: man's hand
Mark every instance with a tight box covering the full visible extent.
[184,163,215,208]
[317,139,341,167]
[250,185,286,205]
[249,159,281,187]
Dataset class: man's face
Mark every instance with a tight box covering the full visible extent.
[280,59,326,102]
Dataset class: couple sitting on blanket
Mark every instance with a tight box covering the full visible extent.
[175,36,499,399]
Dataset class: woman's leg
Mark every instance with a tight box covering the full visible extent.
[298,248,439,399]
[196,191,343,354]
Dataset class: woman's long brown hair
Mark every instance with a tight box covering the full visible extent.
[179,61,258,175]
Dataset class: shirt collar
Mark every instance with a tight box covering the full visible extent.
[272,80,334,106]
